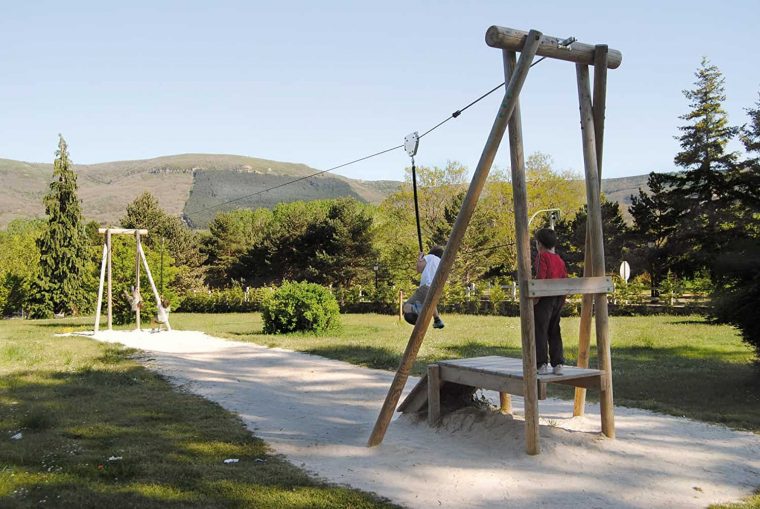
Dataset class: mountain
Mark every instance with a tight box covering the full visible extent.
[0,154,401,228]
[0,153,651,229]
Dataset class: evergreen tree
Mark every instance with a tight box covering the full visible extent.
[627,172,675,297]
[27,136,91,317]
[660,58,738,274]
[710,93,760,357]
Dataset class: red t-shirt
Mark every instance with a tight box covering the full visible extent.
[535,251,567,280]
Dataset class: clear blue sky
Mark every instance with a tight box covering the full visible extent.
[1,0,758,181]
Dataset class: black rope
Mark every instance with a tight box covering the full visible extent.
[410,159,424,253]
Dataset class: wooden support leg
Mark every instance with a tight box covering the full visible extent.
[499,392,512,414]
[427,365,441,426]
[505,48,541,455]
[574,292,593,415]
[94,243,108,333]
[576,62,615,439]
[135,232,141,331]
[107,230,113,331]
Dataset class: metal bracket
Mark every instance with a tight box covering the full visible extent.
[404,131,419,158]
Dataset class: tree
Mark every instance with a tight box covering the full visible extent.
[709,93,760,356]
[0,219,45,316]
[555,198,629,277]
[237,198,377,288]
[120,192,205,292]
[627,172,675,297]
[27,136,93,317]
[659,58,738,274]
[203,208,272,287]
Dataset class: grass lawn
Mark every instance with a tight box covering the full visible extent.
[0,318,398,508]
[171,312,760,433]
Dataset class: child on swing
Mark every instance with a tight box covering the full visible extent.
[533,228,568,375]
[403,245,445,329]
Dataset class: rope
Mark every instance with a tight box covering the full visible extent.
[410,158,424,253]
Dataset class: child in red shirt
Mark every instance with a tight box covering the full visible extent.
[533,228,568,375]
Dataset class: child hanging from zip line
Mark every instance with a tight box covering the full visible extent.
[533,228,568,375]
[403,245,445,329]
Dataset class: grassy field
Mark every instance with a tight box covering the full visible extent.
[0,318,398,508]
[171,312,760,433]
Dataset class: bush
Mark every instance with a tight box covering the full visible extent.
[178,286,272,313]
[262,281,340,334]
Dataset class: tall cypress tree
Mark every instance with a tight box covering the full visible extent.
[660,58,738,274]
[28,135,90,317]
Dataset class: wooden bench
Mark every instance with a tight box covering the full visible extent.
[398,356,606,426]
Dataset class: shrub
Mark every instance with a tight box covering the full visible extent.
[262,281,340,334]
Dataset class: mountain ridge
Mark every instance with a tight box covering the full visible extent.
[0,153,651,228]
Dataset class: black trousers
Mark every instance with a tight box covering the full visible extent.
[534,296,565,368]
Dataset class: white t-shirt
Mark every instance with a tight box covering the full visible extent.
[420,254,441,287]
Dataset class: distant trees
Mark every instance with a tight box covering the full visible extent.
[0,219,45,316]
[27,136,94,317]
[234,198,377,288]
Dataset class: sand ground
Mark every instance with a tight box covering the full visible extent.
[89,329,760,509]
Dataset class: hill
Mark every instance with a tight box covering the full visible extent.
[0,153,651,229]
[0,154,401,229]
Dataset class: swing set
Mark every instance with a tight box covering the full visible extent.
[94,228,171,333]
[370,25,621,455]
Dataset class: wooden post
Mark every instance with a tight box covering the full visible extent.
[107,230,113,330]
[398,290,403,322]
[138,243,172,331]
[505,49,540,455]
[94,243,108,333]
[574,45,608,416]
[499,392,512,414]
[135,232,141,330]
[427,364,441,426]
[367,30,543,448]
[576,63,615,438]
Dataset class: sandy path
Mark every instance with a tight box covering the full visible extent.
[91,329,760,509]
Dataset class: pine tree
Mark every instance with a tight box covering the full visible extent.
[709,93,760,357]
[660,58,738,273]
[28,136,91,317]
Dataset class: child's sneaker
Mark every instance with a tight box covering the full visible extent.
[553,364,564,375]
[433,317,445,329]
[537,364,550,375]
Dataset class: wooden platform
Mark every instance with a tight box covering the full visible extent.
[398,356,606,424]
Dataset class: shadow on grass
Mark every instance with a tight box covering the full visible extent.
[0,360,398,508]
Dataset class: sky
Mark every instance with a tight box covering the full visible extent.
[1,0,758,182]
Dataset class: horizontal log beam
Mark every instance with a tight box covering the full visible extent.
[527,276,614,297]
[98,228,149,235]
[486,26,622,69]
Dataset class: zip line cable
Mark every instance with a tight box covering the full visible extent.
[186,39,577,219]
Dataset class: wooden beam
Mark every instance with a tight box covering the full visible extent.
[486,26,622,69]
[107,230,113,330]
[505,48,541,455]
[576,64,615,439]
[499,392,512,414]
[138,243,172,332]
[575,45,609,416]
[94,243,108,333]
[98,228,148,235]
[439,365,526,396]
[527,276,613,297]
[366,30,544,448]
[427,365,441,426]
[135,232,141,330]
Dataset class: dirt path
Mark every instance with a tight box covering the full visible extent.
[92,329,760,509]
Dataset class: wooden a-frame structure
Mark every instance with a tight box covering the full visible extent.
[368,26,621,455]
[94,228,171,333]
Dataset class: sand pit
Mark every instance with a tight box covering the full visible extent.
[90,329,760,508]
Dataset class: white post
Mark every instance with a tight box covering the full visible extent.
[94,243,108,333]
[138,243,172,331]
